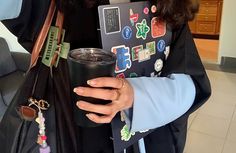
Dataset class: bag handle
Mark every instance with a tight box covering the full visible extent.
[30,0,64,68]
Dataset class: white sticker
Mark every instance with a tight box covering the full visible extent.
[154,59,163,72]
[164,46,170,59]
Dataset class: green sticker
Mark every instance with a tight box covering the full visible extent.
[136,19,150,40]
[120,125,135,141]
[146,41,156,55]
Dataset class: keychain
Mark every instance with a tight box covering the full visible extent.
[28,97,51,153]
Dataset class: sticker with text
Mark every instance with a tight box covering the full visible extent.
[112,45,132,73]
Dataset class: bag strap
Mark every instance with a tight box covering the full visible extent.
[30,0,64,69]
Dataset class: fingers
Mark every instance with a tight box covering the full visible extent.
[77,101,117,116]
[86,113,114,124]
[86,77,124,89]
[74,87,120,101]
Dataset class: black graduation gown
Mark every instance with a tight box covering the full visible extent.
[0,0,211,153]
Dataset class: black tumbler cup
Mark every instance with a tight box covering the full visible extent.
[67,48,116,127]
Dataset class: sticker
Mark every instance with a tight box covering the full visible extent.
[112,45,132,73]
[146,41,156,55]
[121,124,135,141]
[103,7,121,34]
[157,39,166,52]
[143,7,149,14]
[151,17,166,38]
[136,19,150,40]
[154,59,163,72]
[122,26,132,40]
[164,46,170,59]
[130,9,139,26]
[120,111,126,122]
[131,45,143,61]
[116,73,125,78]
[138,48,150,62]
[150,72,158,77]
[129,72,138,78]
[151,5,157,13]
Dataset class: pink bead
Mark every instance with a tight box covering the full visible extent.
[41,135,47,140]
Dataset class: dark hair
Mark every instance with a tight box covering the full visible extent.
[57,0,199,27]
[150,0,199,27]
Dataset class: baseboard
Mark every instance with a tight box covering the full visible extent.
[203,57,236,73]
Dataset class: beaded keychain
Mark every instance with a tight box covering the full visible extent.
[28,97,51,153]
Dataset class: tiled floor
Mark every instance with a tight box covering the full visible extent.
[184,70,236,153]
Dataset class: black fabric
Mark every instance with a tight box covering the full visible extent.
[76,124,114,153]
[2,0,51,52]
[0,60,78,153]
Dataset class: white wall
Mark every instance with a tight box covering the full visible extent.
[0,22,27,53]
[218,0,236,62]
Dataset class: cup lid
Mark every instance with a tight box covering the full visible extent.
[68,48,116,65]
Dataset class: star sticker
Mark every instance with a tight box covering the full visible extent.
[136,19,150,40]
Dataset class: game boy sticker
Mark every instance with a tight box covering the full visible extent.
[103,7,121,34]
[122,26,132,40]
[112,45,132,73]
[131,45,143,61]
[138,48,150,62]
[151,17,166,38]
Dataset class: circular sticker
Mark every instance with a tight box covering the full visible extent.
[143,7,149,14]
[154,59,163,72]
[151,5,157,13]
[157,40,166,52]
[122,26,132,40]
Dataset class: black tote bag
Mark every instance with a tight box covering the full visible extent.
[0,1,78,153]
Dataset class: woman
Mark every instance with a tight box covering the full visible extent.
[0,0,211,153]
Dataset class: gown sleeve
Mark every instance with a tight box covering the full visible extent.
[161,23,211,114]
[1,0,51,52]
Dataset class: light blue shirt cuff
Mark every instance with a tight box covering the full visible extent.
[123,74,196,132]
[0,0,23,20]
